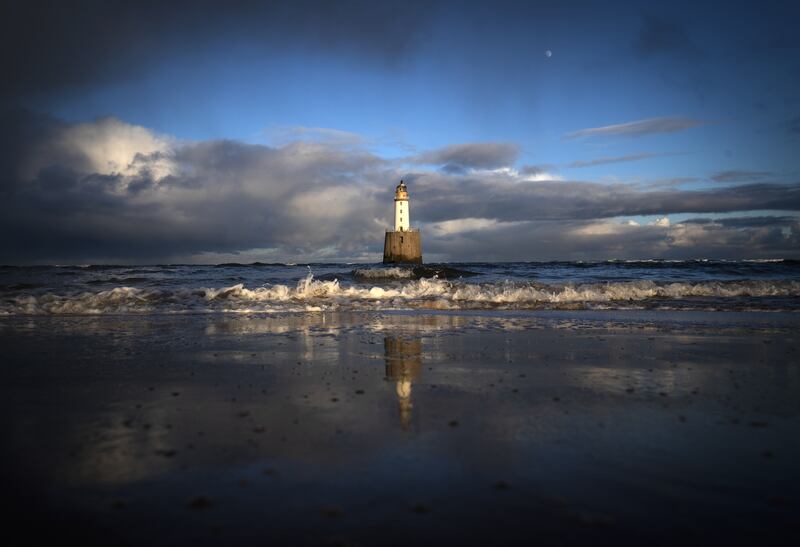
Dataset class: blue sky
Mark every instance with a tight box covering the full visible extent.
[1,0,798,262]
[31,1,797,175]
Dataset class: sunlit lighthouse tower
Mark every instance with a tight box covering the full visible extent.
[383,180,422,264]
[394,180,410,232]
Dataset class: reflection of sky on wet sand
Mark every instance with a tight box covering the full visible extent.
[1,311,799,544]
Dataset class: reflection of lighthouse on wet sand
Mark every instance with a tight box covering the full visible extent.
[383,336,423,429]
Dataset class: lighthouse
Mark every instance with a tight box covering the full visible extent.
[394,180,410,231]
[383,180,422,264]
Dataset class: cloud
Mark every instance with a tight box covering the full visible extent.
[666,218,799,254]
[410,142,519,172]
[568,217,670,237]
[0,0,436,105]
[567,152,664,168]
[422,217,799,262]
[427,217,524,237]
[564,117,705,140]
[0,110,391,262]
[409,171,800,224]
[515,164,563,181]
[21,116,176,182]
[1,110,798,263]
[710,170,773,183]
[650,216,670,227]
[681,216,798,229]
[519,164,554,176]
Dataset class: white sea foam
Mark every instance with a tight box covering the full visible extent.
[1,273,798,315]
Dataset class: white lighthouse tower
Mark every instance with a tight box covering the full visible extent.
[394,180,410,231]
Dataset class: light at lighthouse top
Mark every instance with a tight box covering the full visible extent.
[394,180,410,232]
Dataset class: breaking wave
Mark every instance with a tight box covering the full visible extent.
[2,273,799,315]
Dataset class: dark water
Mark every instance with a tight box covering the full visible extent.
[1,260,799,314]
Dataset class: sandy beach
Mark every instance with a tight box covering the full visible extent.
[1,310,798,546]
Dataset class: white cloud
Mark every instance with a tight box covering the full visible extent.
[564,116,705,140]
[22,117,176,187]
[650,216,670,227]
[570,220,635,237]
[490,166,563,182]
[427,217,525,236]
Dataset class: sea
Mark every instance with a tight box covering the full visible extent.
[1,259,799,315]
[2,260,799,545]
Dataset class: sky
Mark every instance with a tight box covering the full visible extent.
[1,0,798,263]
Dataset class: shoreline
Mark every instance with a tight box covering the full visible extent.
[3,306,799,330]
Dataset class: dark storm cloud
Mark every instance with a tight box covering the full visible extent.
[411,143,520,171]
[424,220,666,262]
[0,0,435,105]
[0,110,390,262]
[1,111,798,263]
[424,217,800,262]
[409,172,800,223]
[564,117,705,140]
[567,152,663,168]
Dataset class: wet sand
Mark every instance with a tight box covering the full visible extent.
[1,311,798,546]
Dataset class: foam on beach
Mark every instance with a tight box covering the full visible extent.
[2,272,799,315]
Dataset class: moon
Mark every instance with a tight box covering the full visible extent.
[545,49,553,58]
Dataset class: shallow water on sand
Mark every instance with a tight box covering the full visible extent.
[1,310,798,545]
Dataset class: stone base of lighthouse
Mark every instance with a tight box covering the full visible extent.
[383,231,422,264]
